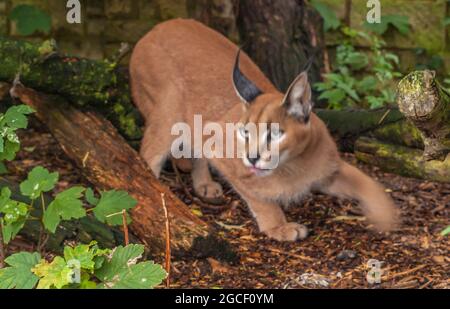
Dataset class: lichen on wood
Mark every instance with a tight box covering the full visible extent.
[397,70,450,161]
[355,137,450,183]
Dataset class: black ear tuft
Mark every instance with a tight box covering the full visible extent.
[232,50,262,104]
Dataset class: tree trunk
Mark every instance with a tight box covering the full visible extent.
[11,85,208,254]
[355,137,450,182]
[0,177,127,252]
[237,0,326,96]
[397,70,450,161]
[0,38,142,141]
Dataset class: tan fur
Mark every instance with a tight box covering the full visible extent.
[130,19,399,241]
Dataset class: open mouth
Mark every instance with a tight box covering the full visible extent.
[249,166,272,176]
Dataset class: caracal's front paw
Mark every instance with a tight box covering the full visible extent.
[194,181,224,204]
[265,223,308,242]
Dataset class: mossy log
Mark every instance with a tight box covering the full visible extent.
[12,85,208,254]
[315,108,405,151]
[355,137,450,182]
[397,70,450,161]
[0,38,143,141]
[0,177,126,252]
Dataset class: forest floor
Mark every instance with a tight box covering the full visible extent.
[6,119,450,289]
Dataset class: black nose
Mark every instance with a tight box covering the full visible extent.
[247,154,260,165]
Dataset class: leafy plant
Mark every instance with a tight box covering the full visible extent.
[0,243,166,289]
[364,14,410,36]
[0,105,35,172]
[314,28,401,110]
[9,4,52,36]
[0,105,166,289]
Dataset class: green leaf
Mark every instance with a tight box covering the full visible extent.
[0,140,20,161]
[1,105,35,130]
[95,244,166,289]
[310,0,340,31]
[0,252,41,289]
[85,188,99,206]
[2,217,27,244]
[99,261,167,289]
[63,243,97,272]
[93,190,137,226]
[9,4,51,36]
[364,14,410,36]
[0,187,29,244]
[318,89,346,103]
[32,257,73,289]
[358,76,378,92]
[43,186,86,233]
[20,166,59,199]
[441,226,450,236]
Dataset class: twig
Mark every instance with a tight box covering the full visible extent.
[382,265,427,281]
[378,108,391,125]
[266,247,315,262]
[161,193,171,288]
[122,210,129,246]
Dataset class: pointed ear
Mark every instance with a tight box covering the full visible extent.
[282,72,313,122]
[232,50,262,104]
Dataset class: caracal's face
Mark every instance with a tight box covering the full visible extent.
[236,93,312,177]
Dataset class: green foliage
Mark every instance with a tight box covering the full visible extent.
[9,4,52,36]
[43,187,86,233]
[0,102,165,290]
[364,14,410,36]
[1,243,166,289]
[91,190,137,226]
[20,166,59,200]
[314,28,401,110]
[0,105,34,162]
[95,244,167,289]
[0,187,29,244]
[310,0,340,32]
[0,252,41,289]
[441,226,450,237]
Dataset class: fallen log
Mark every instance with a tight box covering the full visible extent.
[0,38,142,140]
[315,108,404,151]
[0,177,125,252]
[355,137,450,182]
[11,84,208,254]
[397,70,450,161]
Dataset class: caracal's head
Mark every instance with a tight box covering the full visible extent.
[232,51,314,177]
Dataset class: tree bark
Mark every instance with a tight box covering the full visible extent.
[0,38,142,141]
[355,137,450,183]
[237,0,326,96]
[0,177,126,252]
[11,85,208,254]
[397,70,450,161]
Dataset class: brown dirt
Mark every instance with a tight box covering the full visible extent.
[5,119,449,289]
